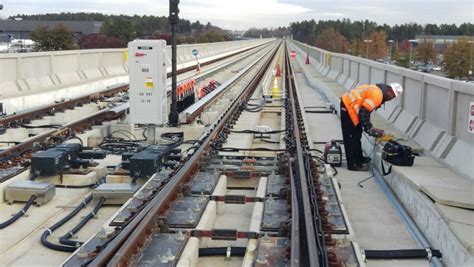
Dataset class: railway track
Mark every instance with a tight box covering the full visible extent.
[285,46,327,267]
[0,42,274,180]
[0,36,450,267]
[63,39,282,267]
[58,39,354,267]
[1,40,358,266]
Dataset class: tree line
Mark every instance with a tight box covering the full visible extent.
[11,12,221,36]
[243,27,290,38]
[289,19,473,79]
[13,12,230,50]
[290,19,474,44]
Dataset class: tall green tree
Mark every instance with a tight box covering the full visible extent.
[416,37,437,65]
[368,31,388,59]
[101,18,135,43]
[315,28,348,53]
[30,23,76,51]
[350,39,364,57]
[443,37,472,79]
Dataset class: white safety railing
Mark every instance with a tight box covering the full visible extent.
[289,39,474,179]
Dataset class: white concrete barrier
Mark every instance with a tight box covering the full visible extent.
[289,39,474,180]
[0,39,273,112]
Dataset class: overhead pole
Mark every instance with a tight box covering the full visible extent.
[168,0,180,126]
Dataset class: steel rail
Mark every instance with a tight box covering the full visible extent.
[0,83,129,129]
[285,41,329,267]
[182,44,274,123]
[285,45,320,267]
[289,158,301,267]
[0,103,129,173]
[0,42,269,130]
[63,41,281,267]
[0,43,272,174]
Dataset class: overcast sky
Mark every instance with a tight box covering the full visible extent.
[1,0,473,30]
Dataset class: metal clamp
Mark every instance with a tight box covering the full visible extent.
[361,249,366,262]
[425,247,433,262]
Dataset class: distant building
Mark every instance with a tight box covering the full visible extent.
[414,35,473,54]
[0,20,103,39]
[227,30,246,40]
[415,35,472,44]
[0,33,9,53]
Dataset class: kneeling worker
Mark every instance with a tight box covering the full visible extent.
[340,83,403,171]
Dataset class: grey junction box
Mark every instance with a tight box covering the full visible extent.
[4,180,55,205]
[93,183,139,205]
[128,39,168,125]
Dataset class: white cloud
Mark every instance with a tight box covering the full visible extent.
[0,0,472,30]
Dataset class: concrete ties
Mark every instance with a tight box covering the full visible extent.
[421,183,474,209]
[436,203,474,254]
[436,203,474,226]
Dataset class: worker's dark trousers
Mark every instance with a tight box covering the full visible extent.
[340,101,363,169]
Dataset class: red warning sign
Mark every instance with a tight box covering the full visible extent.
[290,51,297,58]
[469,102,474,134]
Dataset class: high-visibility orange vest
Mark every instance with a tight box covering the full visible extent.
[341,84,383,126]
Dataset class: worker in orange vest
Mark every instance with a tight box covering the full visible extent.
[340,83,403,171]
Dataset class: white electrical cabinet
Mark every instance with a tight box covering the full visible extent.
[128,40,168,125]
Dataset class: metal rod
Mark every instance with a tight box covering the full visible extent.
[168,0,179,126]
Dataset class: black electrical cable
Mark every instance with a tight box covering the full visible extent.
[304,106,329,109]
[0,195,37,229]
[229,129,285,134]
[183,143,201,154]
[131,175,139,185]
[55,183,97,189]
[29,171,40,181]
[0,141,22,144]
[182,139,200,144]
[304,110,334,114]
[110,130,138,141]
[19,123,62,129]
[160,132,184,148]
[217,147,286,152]
[141,128,147,141]
[68,136,84,146]
[260,139,280,144]
[244,107,263,113]
[364,249,442,260]
[41,194,93,252]
[55,177,104,189]
[304,153,329,266]
[309,148,324,154]
[79,171,174,266]
[110,131,134,140]
[99,141,144,154]
[198,247,247,257]
[311,155,340,177]
[59,197,106,247]
[246,103,261,107]
[357,137,380,188]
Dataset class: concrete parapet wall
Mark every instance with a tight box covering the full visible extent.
[289,39,474,180]
[0,39,272,101]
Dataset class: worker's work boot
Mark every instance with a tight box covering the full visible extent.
[348,164,369,172]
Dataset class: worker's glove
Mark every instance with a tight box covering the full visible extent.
[367,128,384,138]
